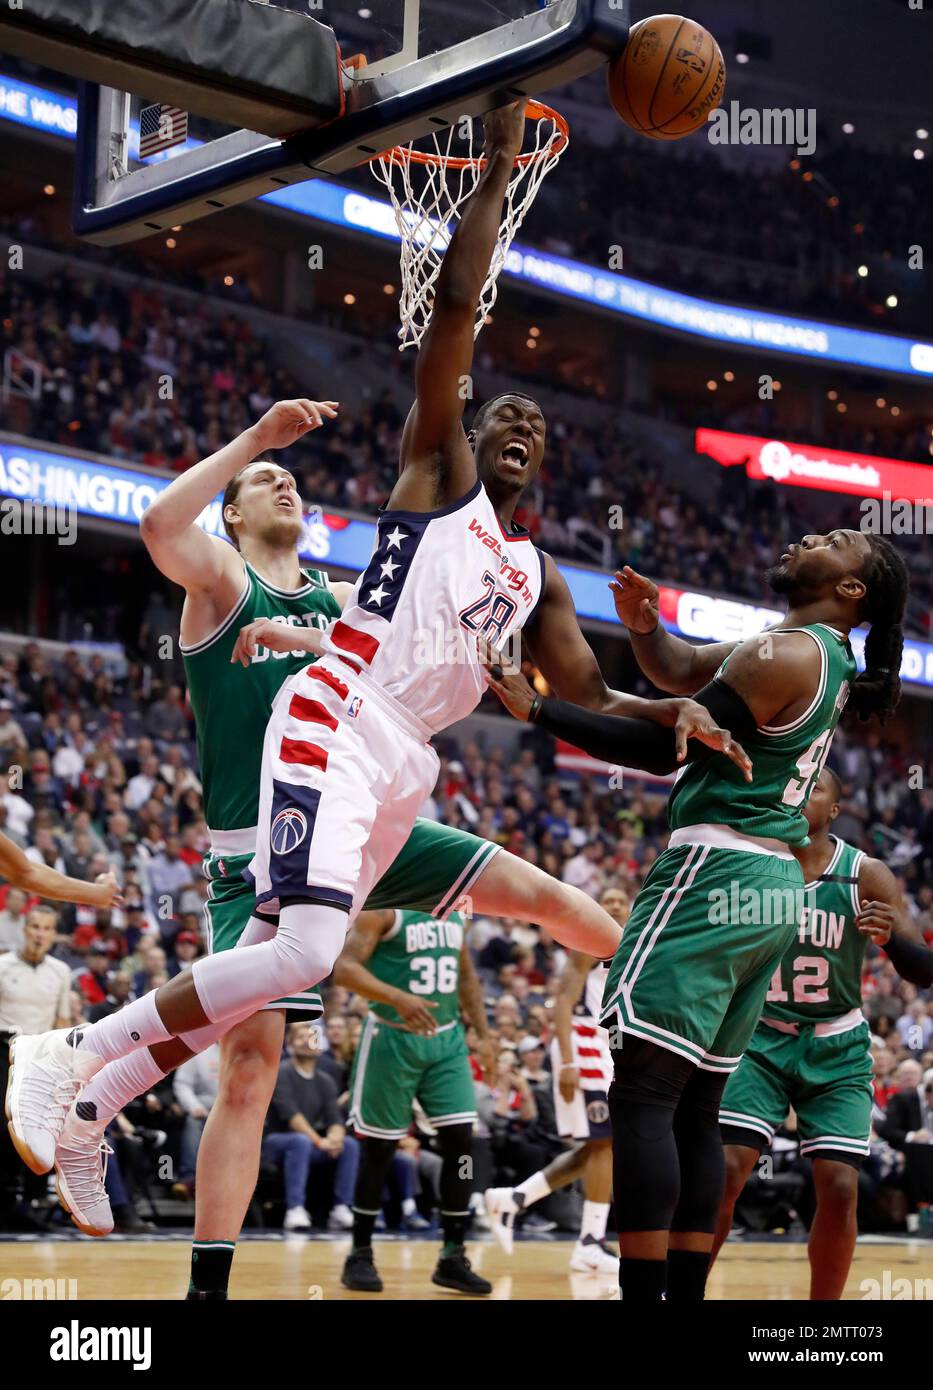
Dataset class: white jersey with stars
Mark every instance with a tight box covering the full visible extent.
[319,479,545,732]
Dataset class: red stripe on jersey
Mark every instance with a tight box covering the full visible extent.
[306,667,349,700]
[337,655,362,674]
[577,1046,602,1058]
[573,1023,598,1037]
[279,737,328,771]
[288,694,338,731]
[330,620,379,664]
[579,1068,606,1079]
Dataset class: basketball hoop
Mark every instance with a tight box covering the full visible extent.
[367,101,569,351]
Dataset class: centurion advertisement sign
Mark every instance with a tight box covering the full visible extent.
[696,428,933,505]
[2,436,931,693]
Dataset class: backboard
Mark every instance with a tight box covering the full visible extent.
[69,0,629,244]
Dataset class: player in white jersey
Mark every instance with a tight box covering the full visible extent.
[8,104,748,1180]
[486,887,628,1275]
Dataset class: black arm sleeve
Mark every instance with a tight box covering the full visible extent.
[881,933,933,988]
[533,679,757,776]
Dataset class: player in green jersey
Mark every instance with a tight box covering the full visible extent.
[47,375,734,1294]
[710,767,933,1299]
[484,528,909,1301]
[335,908,492,1295]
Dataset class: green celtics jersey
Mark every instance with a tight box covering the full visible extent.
[369,910,465,1028]
[763,837,867,1023]
[182,560,340,831]
[668,623,856,846]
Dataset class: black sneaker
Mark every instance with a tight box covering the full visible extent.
[185,1289,227,1302]
[341,1246,384,1293]
[431,1247,492,1296]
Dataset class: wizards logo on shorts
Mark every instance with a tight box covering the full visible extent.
[271,807,309,855]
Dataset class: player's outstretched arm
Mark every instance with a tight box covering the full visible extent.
[611,566,738,695]
[393,104,526,510]
[0,831,121,908]
[525,556,723,716]
[857,857,933,986]
[333,910,439,1035]
[481,637,753,779]
[140,399,337,594]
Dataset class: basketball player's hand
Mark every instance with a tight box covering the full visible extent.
[92,871,122,909]
[558,1065,580,1105]
[659,697,753,782]
[479,638,534,719]
[476,1036,496,1081]
[231,617,324,667]
[856,901,897,946]
[483,101,527,160]
[609,567,660,634]
[249,398,339,452]
[394,992,440,1036]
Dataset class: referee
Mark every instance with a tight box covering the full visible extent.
[0,905,72,1227]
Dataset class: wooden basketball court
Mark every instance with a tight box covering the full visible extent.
[3,1234,928,1300]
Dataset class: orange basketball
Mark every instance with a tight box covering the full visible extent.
[608,14,726,141]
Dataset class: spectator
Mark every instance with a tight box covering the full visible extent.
[877,1061,932,1150]
[74,941,113,1008]
[262,1022,360,1232]
[88,971,135,1022]
[0,887,29,954]
[172,1042,221,1197]
[148,834,194,922]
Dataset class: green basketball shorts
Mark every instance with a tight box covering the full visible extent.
[348,1013,477,1140]
[202,818,501,1017]
[720,1014,873,1167]
[599,837,804,1072]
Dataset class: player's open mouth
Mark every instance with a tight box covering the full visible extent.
[499,438,530,468]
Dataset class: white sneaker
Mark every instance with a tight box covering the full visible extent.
[283,1206,312,1230]
[470,1200,492,1233]
[328,1202,353,1231]
[484,1188,519,1256]
[569,1237,619,1276]
[5,1029,102,1175]
[54,1106,114,1237]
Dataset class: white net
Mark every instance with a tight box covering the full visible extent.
[370,103,568,351]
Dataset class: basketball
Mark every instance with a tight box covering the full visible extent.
[608,14,725,141]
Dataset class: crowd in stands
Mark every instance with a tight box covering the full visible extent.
[1,250,932,640]
[0,638,931,1234]
[527,134,933,335]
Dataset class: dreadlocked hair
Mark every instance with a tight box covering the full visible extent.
[848,535,908,723]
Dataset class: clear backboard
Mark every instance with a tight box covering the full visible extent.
[68,0,628,244]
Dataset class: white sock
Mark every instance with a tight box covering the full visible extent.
[76,1048,168,1127]
[580,1200,609,1244]
[75,990,172,1064]
[402,1197,417,1216]
[514,1171,551,1207]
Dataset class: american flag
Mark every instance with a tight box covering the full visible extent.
[138,102,188,159]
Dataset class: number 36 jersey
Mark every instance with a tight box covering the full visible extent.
[319,480,545,733]
[764,836,867,1025]
[368,910,465,1028]
[668,623,857,847]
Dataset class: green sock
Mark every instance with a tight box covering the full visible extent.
[187,1240,236,1298]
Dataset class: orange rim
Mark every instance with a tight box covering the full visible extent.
[371,100,569,171]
